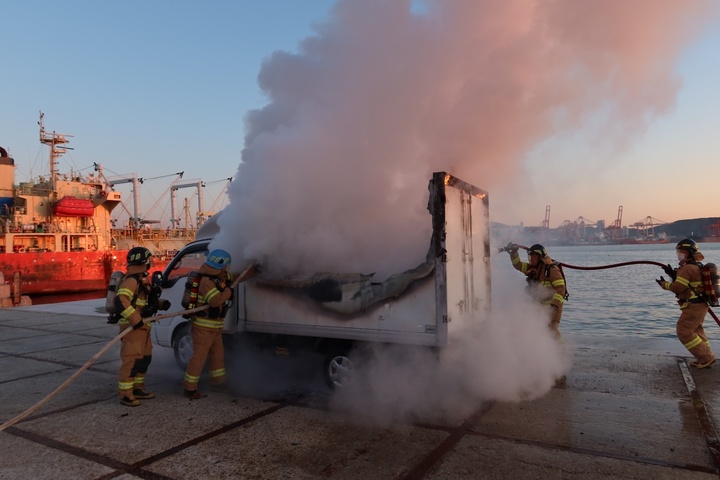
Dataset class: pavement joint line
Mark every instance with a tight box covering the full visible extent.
[0,350,118,375]
[124,401,288,473]
[0,368,73,386]
[0,338,115,358]
[677,357,720,474]
[401,403,494,480]
[467,429,718,475]
[0,325,114,341]
[5,424,132,472]
[2,394,118,427]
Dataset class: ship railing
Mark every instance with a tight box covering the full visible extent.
[111,227,197,241]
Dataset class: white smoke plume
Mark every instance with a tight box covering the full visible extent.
[214,0,716,277]
[210,0,716,414]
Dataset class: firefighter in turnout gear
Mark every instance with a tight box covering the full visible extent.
[184,249,234,399]
[657,239,715,369]
[506,243,567,339]
[117,247,156,407]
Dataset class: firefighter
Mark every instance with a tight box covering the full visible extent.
[506,243,567,339]
[183,249,234,399]
[116,246,156,407]
[657,239,715,368]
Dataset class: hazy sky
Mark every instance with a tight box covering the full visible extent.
[2,0,719,232]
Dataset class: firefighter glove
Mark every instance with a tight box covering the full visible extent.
[656,276,666,288]
[506,242,519,254]
[159,299,171,311]
[132,319,146,330]
[143,304,158,318]
[662,264,677,280]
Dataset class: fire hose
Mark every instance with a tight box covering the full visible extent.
[0,260,256,432]
[498,244,720,327]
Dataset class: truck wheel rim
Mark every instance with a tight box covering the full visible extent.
[328,356,355,388]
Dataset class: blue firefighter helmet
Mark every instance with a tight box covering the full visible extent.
[206,249,231,269]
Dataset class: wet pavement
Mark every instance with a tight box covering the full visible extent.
[2,301,720,479]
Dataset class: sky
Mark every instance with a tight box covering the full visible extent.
[2,1,720,270]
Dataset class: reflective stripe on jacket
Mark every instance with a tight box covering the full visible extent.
[192,273,232,329]
[664,262,703,308]
[116,274,149,326]
[511,252,566,308]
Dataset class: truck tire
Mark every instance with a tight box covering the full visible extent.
[323,350,356,389]
[173,323,193,370]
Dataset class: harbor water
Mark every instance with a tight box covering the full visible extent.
[513,242,720,339]
[24,242,720,339]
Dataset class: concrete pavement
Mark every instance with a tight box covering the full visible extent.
[1,301,720,479]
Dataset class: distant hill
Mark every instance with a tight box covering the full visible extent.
[490,217,720,243]
[656,217,720,239]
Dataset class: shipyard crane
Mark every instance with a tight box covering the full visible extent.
[105,173,142,229]
[604,206,623,241]
[557,216,597,243]
[540,205,551,229]
[169,179,206,229]
[702,219,720,238]
[523,205,551,243]
[103,171,185,229]
[205,177,232,213]
[631,216,667,238]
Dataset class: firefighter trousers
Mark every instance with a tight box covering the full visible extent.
[118,324,152,399]
[548,304,563,340]
[676,302,714,363]
[184,324,226,391]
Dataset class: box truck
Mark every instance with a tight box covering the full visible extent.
[151,172,491,387]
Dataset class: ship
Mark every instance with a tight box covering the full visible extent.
[0,113,180,297]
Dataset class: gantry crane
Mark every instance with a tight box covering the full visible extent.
[604,206,623,241]
[557,216,597,243]
[523,205,551,242]
[631,216,667,238]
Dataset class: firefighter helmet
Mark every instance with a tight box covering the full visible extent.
[676,238,699,254]
[528,244,547,258]
[127,246,152,266]
[206,249,231,269]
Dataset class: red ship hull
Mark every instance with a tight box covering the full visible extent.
[0,250,171,296]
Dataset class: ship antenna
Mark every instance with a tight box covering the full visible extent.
[38,111,73,199]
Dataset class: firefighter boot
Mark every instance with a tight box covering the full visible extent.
[133,389,156,399]
[184,389,204,400]
[688,341,716,369]
[120,396,141,407]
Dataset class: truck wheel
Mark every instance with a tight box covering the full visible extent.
[323,351,355,389]
[173,323,193,370]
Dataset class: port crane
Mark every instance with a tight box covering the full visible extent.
[523,205,551,242]
[604,206,623,241]
[169,179,205,229]
[558,216,597,243]
[631,216,667,239]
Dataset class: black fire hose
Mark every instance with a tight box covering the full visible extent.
[498,244,720,327]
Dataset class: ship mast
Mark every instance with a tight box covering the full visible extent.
[38,112,73,199]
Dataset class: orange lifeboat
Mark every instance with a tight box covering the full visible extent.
[52,196,95,217]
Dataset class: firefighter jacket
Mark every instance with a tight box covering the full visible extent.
[511,252,566,309]
[192,263,233,329]
[660,261,704,308]
[116,265,150,327]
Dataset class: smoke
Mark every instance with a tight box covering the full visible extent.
[207,0,715,419]
[213,0,716,276]
[329,261,571,422]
